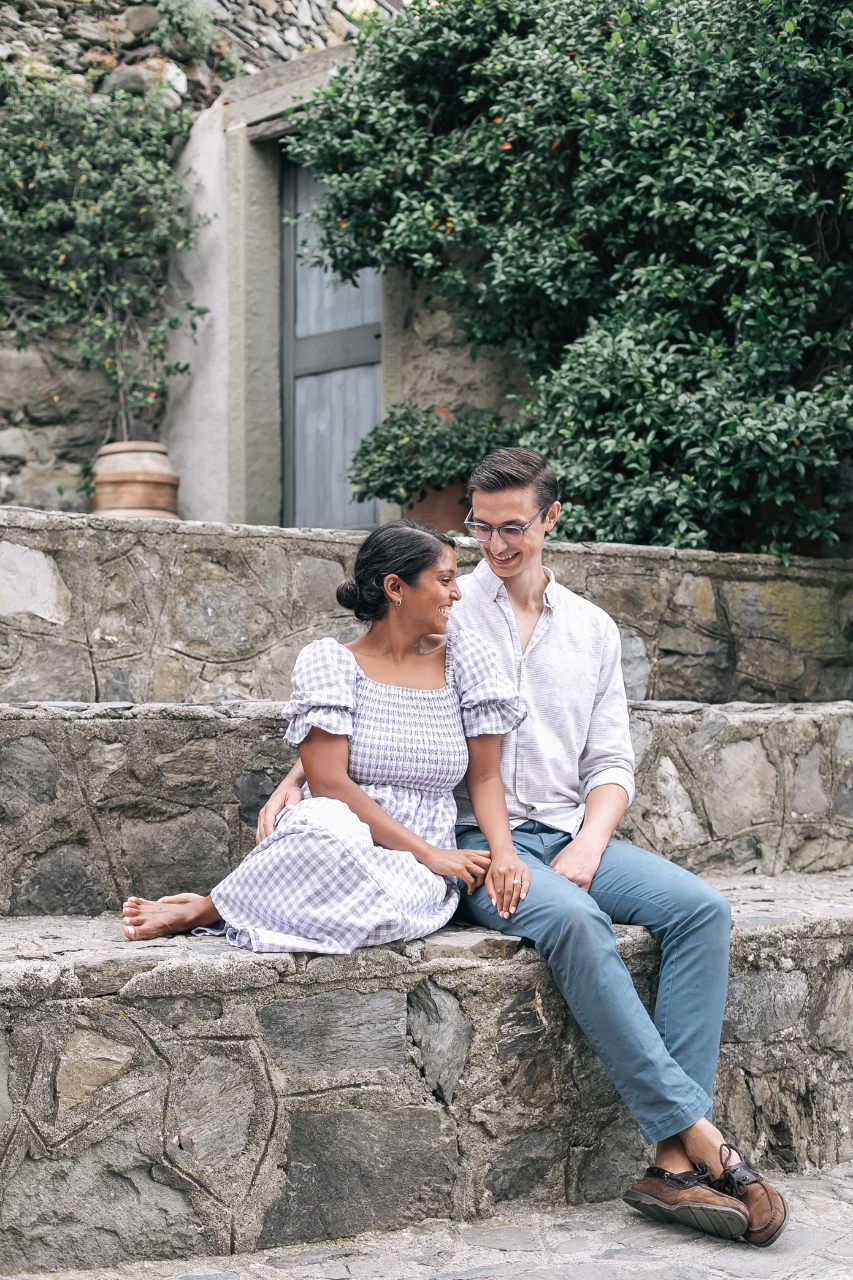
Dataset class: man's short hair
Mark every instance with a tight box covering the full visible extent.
[468,447,558,512]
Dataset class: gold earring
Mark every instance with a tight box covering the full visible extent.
[394,598,402,607]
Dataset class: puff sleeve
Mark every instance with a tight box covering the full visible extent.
[448,629,526,737]
[283,637,358,747]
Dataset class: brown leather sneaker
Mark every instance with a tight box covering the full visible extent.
[623,1164,749,1239]
[710,1144,788,1247]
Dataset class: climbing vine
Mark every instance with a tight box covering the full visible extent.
[0,66,205,442]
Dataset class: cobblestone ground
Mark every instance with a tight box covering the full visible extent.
[15,1162,853,1280]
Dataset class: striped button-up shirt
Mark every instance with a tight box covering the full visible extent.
[451,558,635,835]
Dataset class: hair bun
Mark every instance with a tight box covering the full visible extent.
[336,579,361,612]
[337,520,456,624]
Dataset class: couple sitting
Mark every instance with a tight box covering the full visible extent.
[122,448,786,1249]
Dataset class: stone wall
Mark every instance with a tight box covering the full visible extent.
[0,875,850,1269]
[0,338,114,517]
[4,508,853,705]
[4,698,853,920]
[626,701,853,877]
[383,273,531,421]
[0,702,295,916]
[0,0,359,92]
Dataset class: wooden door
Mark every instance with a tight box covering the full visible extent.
[282,165,382,528]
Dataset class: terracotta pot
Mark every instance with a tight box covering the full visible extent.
[91,441,180,520]
[406,480,468,534]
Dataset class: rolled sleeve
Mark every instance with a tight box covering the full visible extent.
[578,618,635,805]
[583,766,635,805]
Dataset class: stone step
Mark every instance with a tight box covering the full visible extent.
[4,506,853,707]
[8,1164,853,1280]
[3,698,853,918]
[0,871,851,1272]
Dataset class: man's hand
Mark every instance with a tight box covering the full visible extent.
[550,782,630,892]
[549,833,605,893]
[256,777,304,843]
[485,848,529,919]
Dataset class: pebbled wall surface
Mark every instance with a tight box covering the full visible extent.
[0,879,850,1271]
[5,508,853,705]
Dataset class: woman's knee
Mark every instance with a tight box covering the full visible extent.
[287,796,370,843]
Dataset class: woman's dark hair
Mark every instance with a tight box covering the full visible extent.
[336,520,456,622]
[468,447,558,512]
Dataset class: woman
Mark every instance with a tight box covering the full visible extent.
[122,521,530,950]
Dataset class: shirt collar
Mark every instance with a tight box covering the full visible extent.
[472,557,557,609]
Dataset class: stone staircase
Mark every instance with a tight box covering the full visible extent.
[2,870,851,1273]
[2,510,853,1272]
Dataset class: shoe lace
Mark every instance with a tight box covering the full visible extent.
[716,1143,776,1230]
[717,1143,763,1197]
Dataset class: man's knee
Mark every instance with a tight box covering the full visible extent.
[681,871,730,919]
[678,875,731,942]
[533,874,615,952]
[700,882,731,931]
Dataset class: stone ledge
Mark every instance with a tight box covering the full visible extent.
[0,873,851,1271]
[4,507,853,704]
[5,699,853,918]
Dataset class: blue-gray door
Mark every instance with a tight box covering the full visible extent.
[281,165,382,528]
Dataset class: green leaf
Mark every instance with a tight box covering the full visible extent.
[287,0,853,555]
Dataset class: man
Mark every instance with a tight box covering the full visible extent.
[260,448,786,1247]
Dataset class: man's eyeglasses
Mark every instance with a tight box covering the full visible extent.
[463,506,550,546]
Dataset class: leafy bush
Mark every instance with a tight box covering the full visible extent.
[348,402,518,505]
[0,68,204,440]
[136,0,246,76]
[291,0,853,554]
[216,42,246,81]
[522,318,853,552]
[155,0,218,59]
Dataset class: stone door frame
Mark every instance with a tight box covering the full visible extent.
[163,48,406,526]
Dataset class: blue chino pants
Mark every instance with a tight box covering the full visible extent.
[455,821,731,1144]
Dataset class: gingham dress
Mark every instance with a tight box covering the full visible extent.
[210,631,525,953]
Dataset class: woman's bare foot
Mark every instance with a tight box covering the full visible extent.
[122,893,220,940]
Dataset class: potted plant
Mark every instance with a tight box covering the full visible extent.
[348,403,519,533]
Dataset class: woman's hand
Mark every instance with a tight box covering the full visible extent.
[418,846,492,894]
[486,848,529,919]
[464,735,521,915]
[256,777,304,843]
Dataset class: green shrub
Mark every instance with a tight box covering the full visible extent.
[292,0,853,555]
[145,0,246,75]
[216,42,246,81]
[0,67,205,440]
[521,317,853,552]
[155,0,218,59]
[348,402,518,506]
